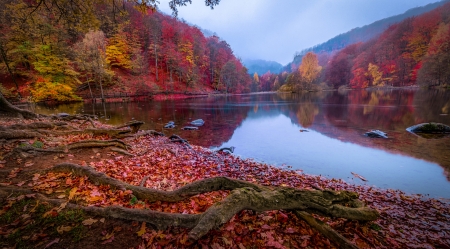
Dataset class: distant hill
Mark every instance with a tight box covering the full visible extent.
[286,0,450,70]
[243,59,283,75]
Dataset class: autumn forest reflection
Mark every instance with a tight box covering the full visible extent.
[35,89,450,198]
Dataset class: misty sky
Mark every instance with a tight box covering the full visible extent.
[158,0,441,65]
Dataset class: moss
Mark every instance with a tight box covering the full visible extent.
[32,141,44,148]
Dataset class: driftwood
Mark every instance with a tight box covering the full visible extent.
[23,163,379,247]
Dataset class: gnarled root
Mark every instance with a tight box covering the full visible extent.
[33,163,378,247]
[5,140,129,159]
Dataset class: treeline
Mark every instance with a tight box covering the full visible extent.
[286,0,450,72]
[254,2,450,92]
[0,0,250,102]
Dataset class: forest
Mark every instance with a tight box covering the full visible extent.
[0,0,251,102]
[256,2,450,93]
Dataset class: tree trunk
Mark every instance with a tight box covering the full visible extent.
[0,42,21,98]
[0,92,38,119]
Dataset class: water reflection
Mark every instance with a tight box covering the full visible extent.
[34,90,450,198]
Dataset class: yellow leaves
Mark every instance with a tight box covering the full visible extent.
[299,52,322,85]
[68,187,78,200]
[136,222,147,236]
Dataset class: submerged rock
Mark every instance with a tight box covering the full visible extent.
[364,130,388,138]
[190,119,205,126]
[406,122,450,139]
[57,113,70,118]
[164,121,175,129]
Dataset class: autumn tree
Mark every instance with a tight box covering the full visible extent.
[75,30,113,99]
[299,52,322,89]
[418,23,450,87]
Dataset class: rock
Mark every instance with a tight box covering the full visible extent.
[406,122,450,139]
[164,121,175,129]
[57,113,70,118]
[218,146,235,154]
[190,119,205,126]
[182,126,198,130]
[364,130,388,138]
[406,122,450,133]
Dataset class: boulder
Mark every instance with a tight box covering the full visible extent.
[406,122,450,133]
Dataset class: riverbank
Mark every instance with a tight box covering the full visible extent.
[0,116,449,248]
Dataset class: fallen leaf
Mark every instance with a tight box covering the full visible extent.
[57,225,73,234]
[57,194,66,199]
[82,218,98,226]
[101,235,114,244]
[24,161,34,167]
[68,187,78,200]
[136,222,146,236]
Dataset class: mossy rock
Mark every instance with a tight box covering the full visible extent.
[406,122,450,138]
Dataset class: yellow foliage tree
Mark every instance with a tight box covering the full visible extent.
[299,52,322,87]
[367,63,384,87]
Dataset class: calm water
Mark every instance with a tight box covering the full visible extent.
[35,89,450,198]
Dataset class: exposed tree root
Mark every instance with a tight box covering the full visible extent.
[0,130,44,139]
[1,121,68,130]
[295,211,359,249]
[0,93,40,119]
[47,163,263,202]
[169,134,192,149]
[52,114,97,121]
[79,117,96,128]
[34,163,378,246]
[120,130,165,139]
[110,147,134,156]
[115,120,144,133]
[4,140,129,159]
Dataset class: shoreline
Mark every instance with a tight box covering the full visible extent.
[0,116,449,248]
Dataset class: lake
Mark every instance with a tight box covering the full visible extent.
[34,89,450,199]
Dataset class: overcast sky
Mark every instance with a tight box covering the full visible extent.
[158,0,441,65]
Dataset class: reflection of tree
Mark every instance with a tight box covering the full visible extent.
[363,92,379,115]
[296,102,319,128]
[413,89,450,122]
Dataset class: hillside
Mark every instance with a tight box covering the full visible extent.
[286,0,450,70]
[325,1,450,88]
[0,0,251,102]
[242,59,283,75]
